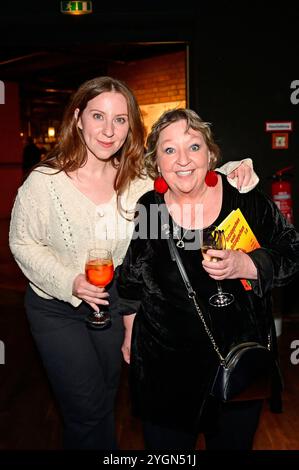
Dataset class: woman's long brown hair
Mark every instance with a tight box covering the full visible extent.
[38,76,146,197]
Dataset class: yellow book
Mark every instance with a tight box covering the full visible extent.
[217,208,260,290]
[217,208,260,252]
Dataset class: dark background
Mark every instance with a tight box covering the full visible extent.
[0,1,298,312]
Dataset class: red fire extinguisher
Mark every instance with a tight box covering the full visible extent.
[271,166,294,224]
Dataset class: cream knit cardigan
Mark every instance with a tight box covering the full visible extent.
[9,159,257,307]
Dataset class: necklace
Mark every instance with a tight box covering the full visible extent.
[173,223,191,249]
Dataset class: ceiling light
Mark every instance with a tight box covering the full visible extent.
[48,127,55,138]
[60,1,92,16]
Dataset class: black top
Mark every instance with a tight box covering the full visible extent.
[117,175,299,432]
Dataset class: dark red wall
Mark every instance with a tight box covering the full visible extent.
[0,81,23,218]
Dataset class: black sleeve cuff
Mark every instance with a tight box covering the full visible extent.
[247,248,274,297]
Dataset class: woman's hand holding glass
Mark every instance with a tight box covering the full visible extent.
[201,227,234,307]
[72,248,113,328]
[72,273,110,313]
[202,245,258,281]
[84,249,114,328]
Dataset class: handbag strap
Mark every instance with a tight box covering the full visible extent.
[156,194,272,361]
[168,232,225,362]
[156,194,225,362]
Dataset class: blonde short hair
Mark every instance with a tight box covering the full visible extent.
[145,108,221,179]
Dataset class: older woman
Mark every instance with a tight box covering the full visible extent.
[117,108,299,450]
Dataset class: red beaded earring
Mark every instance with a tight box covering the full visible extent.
[154,175,169,194]
[205,170,218,187]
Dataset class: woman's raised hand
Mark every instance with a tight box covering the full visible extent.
[227,161,254,190]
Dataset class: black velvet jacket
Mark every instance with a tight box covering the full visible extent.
[117,176,299,432]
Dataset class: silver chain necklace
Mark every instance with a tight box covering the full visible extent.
[173,223,191,249]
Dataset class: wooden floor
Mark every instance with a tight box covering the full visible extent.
[1,218,299,451]
[1,287,299,451]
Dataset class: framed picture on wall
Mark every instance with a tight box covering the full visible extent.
[272,132,289,149]
[140,100,186,137]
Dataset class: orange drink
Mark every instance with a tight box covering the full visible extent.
[85,259,114,287]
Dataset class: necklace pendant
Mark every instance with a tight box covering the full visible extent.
[176,240,185,249]
[173,226,180,237]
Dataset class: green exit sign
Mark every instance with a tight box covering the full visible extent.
[60,1,92,15]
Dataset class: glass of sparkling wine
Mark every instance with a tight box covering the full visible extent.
[85,248,114,328]
[201,226,234,307]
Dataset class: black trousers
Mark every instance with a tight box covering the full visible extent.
[143,399,263,450]
[25,281,124,450]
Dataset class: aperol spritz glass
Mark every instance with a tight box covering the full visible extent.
[85,248,114,328]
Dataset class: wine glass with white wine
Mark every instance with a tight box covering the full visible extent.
[201,226,234,307]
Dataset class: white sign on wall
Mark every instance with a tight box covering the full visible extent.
[0,81,5,104]
[265,121,293,132]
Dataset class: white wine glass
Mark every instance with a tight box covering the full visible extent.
[85,248,114,328]
[201,226,234,307]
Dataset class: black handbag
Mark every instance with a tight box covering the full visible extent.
[210,341,275,402]
[159,202,278,403]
